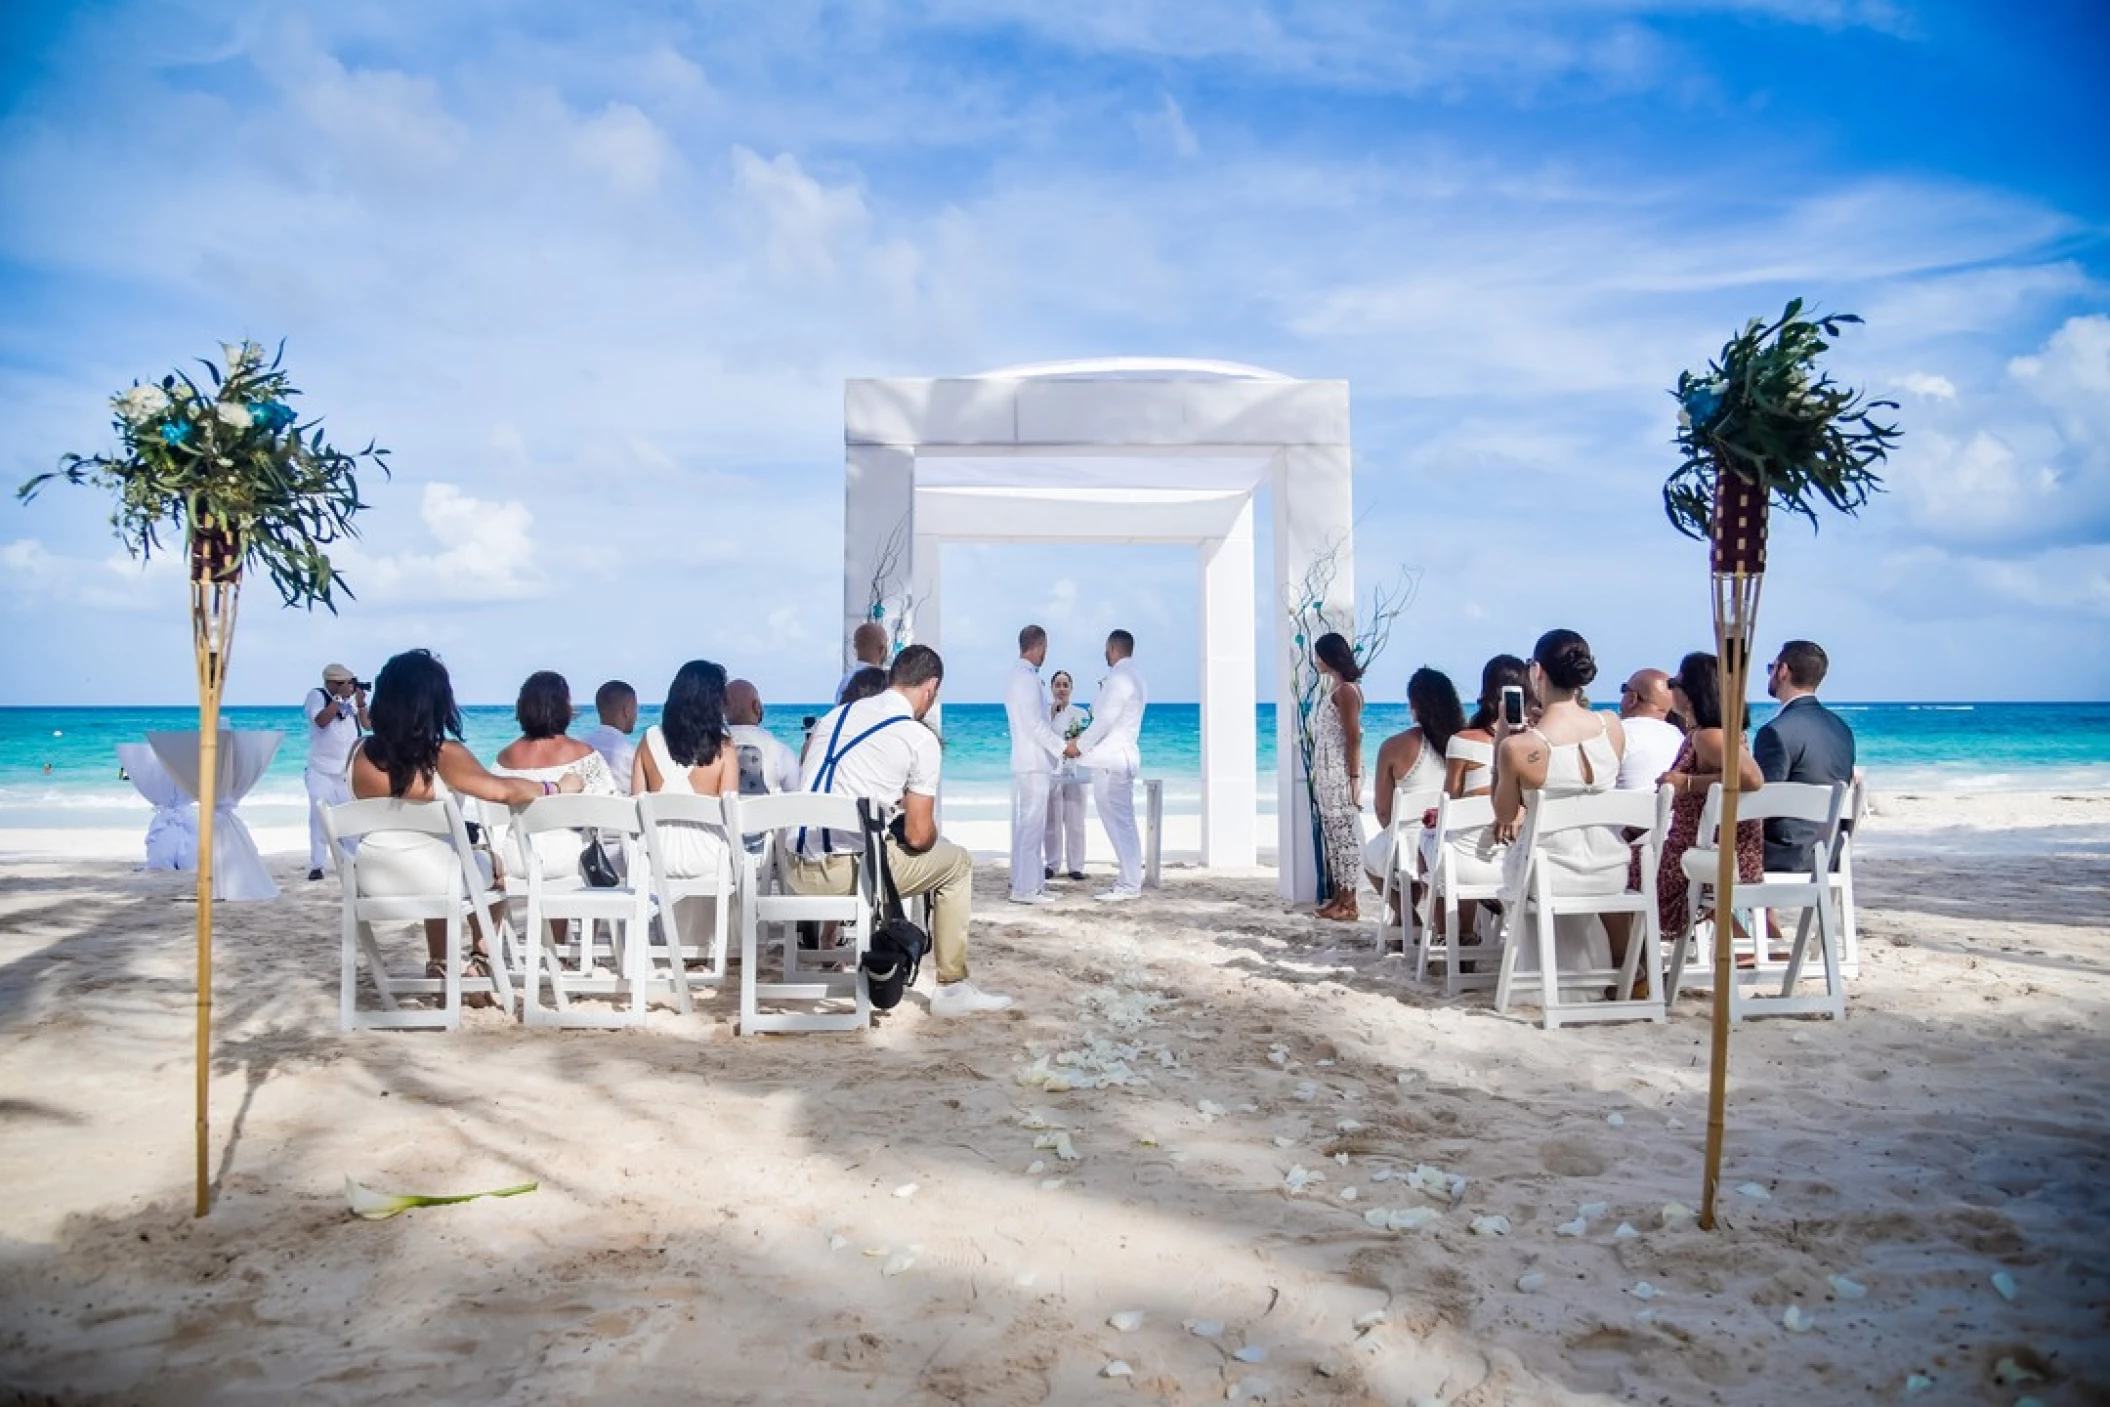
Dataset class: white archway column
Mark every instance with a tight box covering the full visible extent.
[1198,499,1256,868]
[1272,444,1356,902]
[842,444,916,668]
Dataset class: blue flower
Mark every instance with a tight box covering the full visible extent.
[253,401,297,433]
[1680,382,1725,426]
[160,420,192,446]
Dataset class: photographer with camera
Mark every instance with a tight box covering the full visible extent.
[788,644,1013,1019]
[304,662,369,880]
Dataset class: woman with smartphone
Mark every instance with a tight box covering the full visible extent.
[1491,629,1632,985]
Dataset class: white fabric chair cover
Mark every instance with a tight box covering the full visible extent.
[147,730,283,901]
[117,743,198,870]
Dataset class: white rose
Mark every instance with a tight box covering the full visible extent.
[115,384,171,425]
[215,401,253,429]
[220,340,262,371]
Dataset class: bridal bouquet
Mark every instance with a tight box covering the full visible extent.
[1065,707,1092,742]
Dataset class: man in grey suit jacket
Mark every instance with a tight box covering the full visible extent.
[1753,639,1856,873]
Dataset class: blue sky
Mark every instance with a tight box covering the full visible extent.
[2,0,2104,708]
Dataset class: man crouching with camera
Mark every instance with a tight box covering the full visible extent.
[789,643,1014,1018]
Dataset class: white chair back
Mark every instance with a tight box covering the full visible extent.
[1382,784,1447,974]
[1668,781,1849,1021]
[323,796,514,1030]
[513,793,670,1028]
[730,792,872,1036]
[1425,793,1502,995]
[1494,786,1668,1030]
[637,790,740,987]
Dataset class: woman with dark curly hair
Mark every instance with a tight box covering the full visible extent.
[350,649,582,996]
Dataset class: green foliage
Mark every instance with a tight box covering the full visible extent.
[17,340,388,609]
[1665,299,1901,540]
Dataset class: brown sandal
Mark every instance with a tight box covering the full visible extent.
[428,954,499,1009]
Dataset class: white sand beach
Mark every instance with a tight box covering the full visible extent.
[2,791,2107,1405]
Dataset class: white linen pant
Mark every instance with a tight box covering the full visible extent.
[1044,776,1088,873]
[1009,770,1055,898]
[1092,768,1142,893]
[305,767,352,872]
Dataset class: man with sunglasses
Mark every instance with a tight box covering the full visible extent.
[1614,667,1684,793]
[1754,640,1856,873]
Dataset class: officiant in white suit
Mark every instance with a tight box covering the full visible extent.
[1004,624,1069,905]
[1067,629,1147,902]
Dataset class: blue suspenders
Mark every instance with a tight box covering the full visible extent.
[799,707,912,855]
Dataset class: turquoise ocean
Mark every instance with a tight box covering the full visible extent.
[3,701,2107,837]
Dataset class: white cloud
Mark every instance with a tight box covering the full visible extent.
[1134,93,1200,158]
[1893,372,1956,400]
[337,484,545,603]
[572,102,678,197]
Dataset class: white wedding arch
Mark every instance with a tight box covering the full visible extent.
[841,358,1354,901]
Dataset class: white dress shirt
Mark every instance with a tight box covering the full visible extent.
[1004,658,1067,775]
[728,722,801,795]
[1075,658,1147,776]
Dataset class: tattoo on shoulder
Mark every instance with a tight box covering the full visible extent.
[1525,748,1543,764]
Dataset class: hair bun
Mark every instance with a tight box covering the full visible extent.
[1557,640,1598,688]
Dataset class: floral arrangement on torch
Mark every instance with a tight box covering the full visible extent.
[21,340,385,607]
[1663,299,1901,575]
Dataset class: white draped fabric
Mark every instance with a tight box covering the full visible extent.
[147,730,283,901]
[117,742,198,871]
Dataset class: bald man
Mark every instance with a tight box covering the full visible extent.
[1615,667,1685,792]
[836,622,890,704]
[726,678,801,798]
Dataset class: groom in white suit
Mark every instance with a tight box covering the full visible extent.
[1068,629,1147,902]
[1004,624,1068,904]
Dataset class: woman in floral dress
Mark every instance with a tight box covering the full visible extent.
[1310,633,1366,922]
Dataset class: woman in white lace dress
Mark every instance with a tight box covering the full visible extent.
[492,671,618,882]
[1310,633,1367,921]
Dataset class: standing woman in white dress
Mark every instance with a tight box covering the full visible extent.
[1310,633,1367,922]
[1043,670,1089,881]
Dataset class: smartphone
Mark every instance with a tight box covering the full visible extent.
[1499,685,1525,728]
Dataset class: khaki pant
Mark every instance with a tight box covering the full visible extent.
[783,837,973,985]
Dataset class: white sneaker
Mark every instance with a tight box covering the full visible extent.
[1008,890,1058,905]
[1094,888,1140,903]
[929,980,1015,1017]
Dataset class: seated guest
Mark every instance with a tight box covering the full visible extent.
[580,680,639,794]
[1362,666,1464,915]
[835,622,889,704]
[1420,654,1531,939]
[350,650,583,998]
[1492,630,1630,979]
[492,671,618,880]
[1755,639,1856,873]
[1637,651,1765,953]
[840,666,888,705]
[725,678,802,797]
[1615,667,1685,793]
[633,660,740,882]
[790,644,1012,1018]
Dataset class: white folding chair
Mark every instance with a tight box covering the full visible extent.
[733,793,872,1035]
[1424,794,1505,995]
[1493,789,1668,1030]
[1831,774,1865,978]
[516,794,678,1027]
[1666,781,1849,1022]
[323,797,517,1031]
[1377,785,1445,973]
[637,792,738,987]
